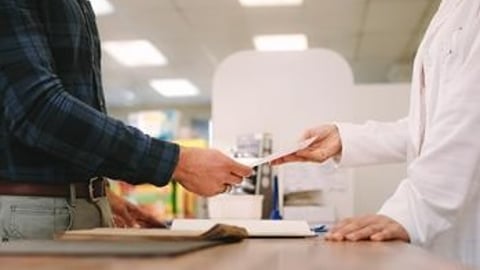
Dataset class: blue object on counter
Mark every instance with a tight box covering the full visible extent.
[310,224,328,234]
[269,175,282,220]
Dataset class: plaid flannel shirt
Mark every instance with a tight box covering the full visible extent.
[0,0,179,186]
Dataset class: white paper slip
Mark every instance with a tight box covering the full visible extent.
[247,136,317,168]
[171,219,316,238]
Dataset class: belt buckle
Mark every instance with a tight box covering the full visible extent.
[88,177,103,202]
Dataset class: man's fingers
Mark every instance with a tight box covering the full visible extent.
[227,173,244,185]
[133,210,167,228]
[230,162,253,178]
[119,211,136,227]
[216,183,231,194]
[213,173,243,195]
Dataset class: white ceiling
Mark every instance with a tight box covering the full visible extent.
[97,0,441,108]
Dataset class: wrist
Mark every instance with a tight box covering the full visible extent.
[331,124,342,155]
[172,146,192,181]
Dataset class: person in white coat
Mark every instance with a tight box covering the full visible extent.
[274,0,480,267]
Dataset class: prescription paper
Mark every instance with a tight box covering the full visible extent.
[246,136,317,168]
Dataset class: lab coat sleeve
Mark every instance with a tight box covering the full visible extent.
[335,118,408,167]
[379,36,480,245]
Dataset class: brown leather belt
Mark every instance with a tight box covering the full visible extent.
[0,178,107,201]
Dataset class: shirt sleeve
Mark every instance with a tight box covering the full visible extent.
[379,34,480,245]
[0,1,179,186]
[335,118,409,167]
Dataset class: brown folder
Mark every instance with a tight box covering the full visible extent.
[0,224,248,257]
[56,223,248,242]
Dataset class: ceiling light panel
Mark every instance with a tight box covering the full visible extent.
[89,0,115,16]
[150,79,200,98]
[103,40,168,67]
[253,34,308,51]
[239,0,303,7]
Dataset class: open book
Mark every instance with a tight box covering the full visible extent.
[57,223,248,242]
[171,219,316,238]
[57,219,315,242]
[1,225,247,257]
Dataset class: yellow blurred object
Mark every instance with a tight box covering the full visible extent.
[109,138,207,221]
[174,139,207,148]
[173,139,207,218]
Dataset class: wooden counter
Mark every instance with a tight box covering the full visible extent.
[0,238,470,270]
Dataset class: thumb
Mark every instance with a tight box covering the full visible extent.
[230,161,254,177]
[301,128,317,140]
[301,125,333,141]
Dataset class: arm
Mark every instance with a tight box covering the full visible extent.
[0,1,178,185]
[272,119,408,166]
[336,118,408,167]
[106,188,166,228]
[325,38,480,244]
[379,36,480,245]
[0,1,252,196]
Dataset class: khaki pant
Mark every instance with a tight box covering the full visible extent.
[0,195,113,240]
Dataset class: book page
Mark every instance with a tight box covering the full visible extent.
[171,219,315,237]
[58,224,248,242]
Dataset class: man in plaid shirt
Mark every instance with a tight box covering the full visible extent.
[0,0,251,239]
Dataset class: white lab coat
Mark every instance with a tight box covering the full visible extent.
[336,0,480,267]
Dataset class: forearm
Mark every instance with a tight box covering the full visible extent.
[336,118,408,167]
[5,80,179,185]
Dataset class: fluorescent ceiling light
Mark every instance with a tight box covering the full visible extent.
[103,40,168,67]
[239,0,303,7]
[89,0,115,16]
[253,34,308,51]
[150,79,200,98]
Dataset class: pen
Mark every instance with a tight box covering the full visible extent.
[269,175,282,220]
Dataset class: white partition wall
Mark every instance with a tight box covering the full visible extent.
[212,49,355,151]
[211,49,410,219]
[212,49,357,219]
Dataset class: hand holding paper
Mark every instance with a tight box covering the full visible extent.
[247,136,318,168]
[271,124,342,165]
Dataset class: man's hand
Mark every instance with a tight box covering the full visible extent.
[107,188,166,228]
[272,124,342,165]
[173,147,253,197]
[325,214,410,242]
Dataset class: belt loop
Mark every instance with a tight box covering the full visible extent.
[67,183,77,230]
[69,183,77,207]
[88,177,103,202]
